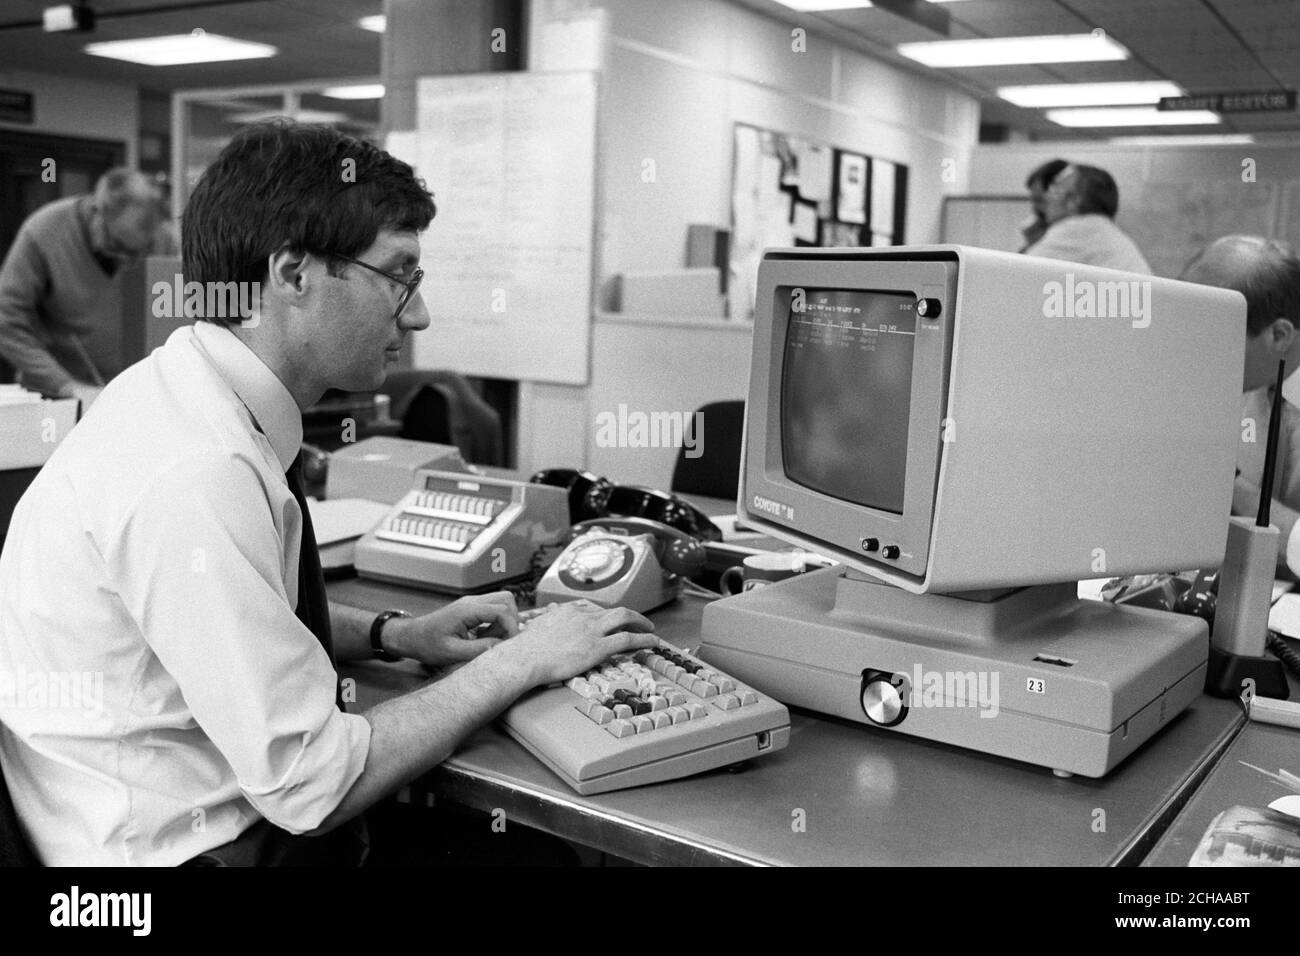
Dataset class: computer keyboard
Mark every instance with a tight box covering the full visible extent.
[500,603,791,795]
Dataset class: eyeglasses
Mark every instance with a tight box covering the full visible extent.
[331,253,424,318]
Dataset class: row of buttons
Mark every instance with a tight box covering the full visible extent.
[859,538,901,560]
[413,491,500,517]
[383,516,477,545]
[635,647,744,699]
[585,700,711,738]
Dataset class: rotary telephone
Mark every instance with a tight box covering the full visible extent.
[535,516,707,613]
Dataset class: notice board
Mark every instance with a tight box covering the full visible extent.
[409,72,597,385]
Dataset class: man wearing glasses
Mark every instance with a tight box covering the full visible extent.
[0,121,655,865]
[0,168,177,409]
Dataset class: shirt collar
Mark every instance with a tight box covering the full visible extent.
[192,321,302,472]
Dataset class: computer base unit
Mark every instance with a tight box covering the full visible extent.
[698,567,1208,778]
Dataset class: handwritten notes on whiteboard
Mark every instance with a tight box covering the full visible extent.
[411,72,597,385]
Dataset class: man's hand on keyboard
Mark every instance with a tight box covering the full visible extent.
[507,602,657,687]
[391,591,522,668]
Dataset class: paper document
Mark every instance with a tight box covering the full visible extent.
[1268,591,1300,638]
[305,498,390,546]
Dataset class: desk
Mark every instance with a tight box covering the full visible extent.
[331,575,1246,867]
[1141,664,1299,867]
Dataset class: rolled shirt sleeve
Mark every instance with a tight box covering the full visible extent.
[102,448,370,834]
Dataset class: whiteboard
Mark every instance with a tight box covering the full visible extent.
[410,72,597,385]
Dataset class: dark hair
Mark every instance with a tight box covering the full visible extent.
[1182,237,1300,336]
[1068,164,1120,218]
[183,120,435,323]
[1025,158,1068,191]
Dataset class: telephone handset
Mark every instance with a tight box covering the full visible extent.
[534,517,707,613]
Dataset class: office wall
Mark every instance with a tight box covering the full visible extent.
[0,68,139,168]
[513,0,980,485]
[968,141,1300,279]
[590,0,979,300]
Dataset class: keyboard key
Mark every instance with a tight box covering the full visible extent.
[613,704,632,720]
[713,694,739,712]
[628,699,651,716]
[568,678,589,695]
[651,658,669,675]
[666,705,690,724]
[652,712,672,730]
[693,680,718,699]
[739,690,759,706]
[711,676,736,693]
[688,703,709,720]
[633,716,655,734]
[606,719,636,738]
[648,696,668,712]
[590,706,614,725]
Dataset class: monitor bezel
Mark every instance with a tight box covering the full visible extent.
[744,251,957,581]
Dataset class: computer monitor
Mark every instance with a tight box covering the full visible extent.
[699,245,1246,777]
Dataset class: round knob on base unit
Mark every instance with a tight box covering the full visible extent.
[861,672,908,726]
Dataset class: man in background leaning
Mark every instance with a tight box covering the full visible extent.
[0,168,175,408]
[1181,235,1300,574]
[1024,163,1152,274]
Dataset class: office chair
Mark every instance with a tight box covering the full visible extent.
[0,747,40,866]
[377,370,505,466]
[670,400,745,501]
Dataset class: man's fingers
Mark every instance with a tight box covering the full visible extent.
[475,591,519,614]
[602,631,661,655]
[465,604,519,638]
[596,607,655,634]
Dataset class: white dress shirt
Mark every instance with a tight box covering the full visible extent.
[0,321,370,865]
[1025,213,1153,275]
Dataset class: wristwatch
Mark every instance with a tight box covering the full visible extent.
[370,609,410,662]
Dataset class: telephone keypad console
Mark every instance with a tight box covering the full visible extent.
[355,470,569,593]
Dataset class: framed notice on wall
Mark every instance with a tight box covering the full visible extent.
[407,71,597,385]
[730,123,908,321]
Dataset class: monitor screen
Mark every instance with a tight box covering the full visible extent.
[780,287,917,514]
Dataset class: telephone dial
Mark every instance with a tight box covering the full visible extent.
[535,517,707,613]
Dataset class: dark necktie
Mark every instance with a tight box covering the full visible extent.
[285,453,343,709]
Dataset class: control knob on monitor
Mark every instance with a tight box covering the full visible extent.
[860,672,908,726]
[916,297,942,318]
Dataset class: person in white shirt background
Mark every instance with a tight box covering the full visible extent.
[0,120,657,866]
[1181,234,1300,577]
[1024,162,1153,275]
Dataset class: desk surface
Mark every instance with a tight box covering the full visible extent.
[332,575,1245,867]
[1141,660,1300,867]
